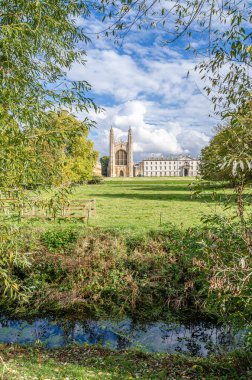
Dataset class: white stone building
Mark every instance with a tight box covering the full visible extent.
[108,127,200,177]
[136,156,200,177]
[108,127,134,177]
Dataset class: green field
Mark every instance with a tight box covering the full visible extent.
[71,177,231,229]
[2,177,244,230]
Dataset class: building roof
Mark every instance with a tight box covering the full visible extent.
[142,155,199,161]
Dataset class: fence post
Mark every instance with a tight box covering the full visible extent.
[87,209,90,226]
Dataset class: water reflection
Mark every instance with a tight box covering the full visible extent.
[0,316,242,357]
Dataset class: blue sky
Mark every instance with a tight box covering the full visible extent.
[67,14,217,161]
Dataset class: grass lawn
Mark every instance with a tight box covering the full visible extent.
[70,177,234,229]
[4,177,248,230]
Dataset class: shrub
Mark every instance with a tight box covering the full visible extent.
[41,228,79,251]
[87,176,104,184]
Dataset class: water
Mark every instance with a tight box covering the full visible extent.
[0,315,242,357]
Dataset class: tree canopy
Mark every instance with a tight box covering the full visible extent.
[0,0,96,126]
[200,106,252,184]
[100,156,109,176]
[0,110,98,188]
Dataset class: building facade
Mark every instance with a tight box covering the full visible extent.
[108,127,134,177]
[108,127,200,177]
[92,161,102,176]
[137,156,200,177]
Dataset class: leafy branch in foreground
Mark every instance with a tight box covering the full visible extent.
[96,0,252,116]
[190,105,252,328]
[0,224,31,301]
[0,1,100,299]
[0,110,98,189]
[0,0,98,127]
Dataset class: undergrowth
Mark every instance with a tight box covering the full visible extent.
[2,223,251,331]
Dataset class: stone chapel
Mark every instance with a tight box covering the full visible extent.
[108,127,134,177]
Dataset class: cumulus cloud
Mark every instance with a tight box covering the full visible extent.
[69,22,215,159]
[89,100,210,160]
[68,48,200,105]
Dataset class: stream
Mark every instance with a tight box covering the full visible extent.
[0,315,243,357]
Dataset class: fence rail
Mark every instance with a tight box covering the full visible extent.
[0,198,96,222]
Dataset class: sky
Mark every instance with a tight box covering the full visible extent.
[67,13,218,162]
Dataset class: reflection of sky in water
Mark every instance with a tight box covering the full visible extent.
[0,316,242,357]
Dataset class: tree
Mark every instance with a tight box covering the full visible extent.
[0,1,96,128]
[100,156,109,176]
[195,107,252,329]
[0,110,97,188]
[200,109,252,185]
[0,1,97,299]
[53,111,99,185]
[0,1,101,193]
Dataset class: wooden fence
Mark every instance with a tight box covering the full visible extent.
[0,198,96,222]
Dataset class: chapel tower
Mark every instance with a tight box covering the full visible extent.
[108,127,134,177]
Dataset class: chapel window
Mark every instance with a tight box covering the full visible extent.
[115,150,127,165]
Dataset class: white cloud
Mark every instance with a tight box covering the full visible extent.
[89,100,210,160]
[69,21,215,159]
[68,47,201,104]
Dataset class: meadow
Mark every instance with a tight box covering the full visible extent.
[3,177,245,230]
[71,177,234,229]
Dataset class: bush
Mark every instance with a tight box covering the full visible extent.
[41,228,79,251]
[87,176,104,184]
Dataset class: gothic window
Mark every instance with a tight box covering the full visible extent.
[115,150,127,165]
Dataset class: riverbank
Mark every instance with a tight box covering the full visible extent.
[1,215,252,378]
[2,224,251,325]
[0,344,251,379]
